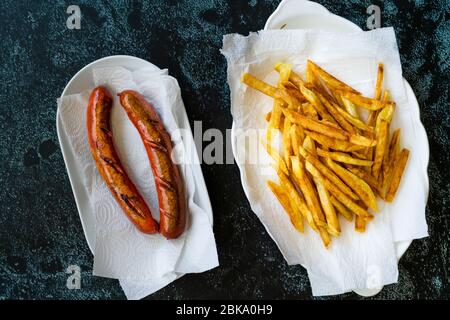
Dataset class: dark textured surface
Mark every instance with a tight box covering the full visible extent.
[0,0,448,300]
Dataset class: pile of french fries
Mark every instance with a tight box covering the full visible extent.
[241,60,410,248]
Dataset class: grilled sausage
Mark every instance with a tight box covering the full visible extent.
[87,86,159,234]
[118,90,187,239]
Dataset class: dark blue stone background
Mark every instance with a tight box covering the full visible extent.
[0,0,448,300]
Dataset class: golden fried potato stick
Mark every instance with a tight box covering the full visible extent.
[340,91,391,111]
[375,63,384,100]
[282,118,293,169]
[372,119,389,179]
[278,62,292,82]
[340,93,360,118]
[289,124,305,157]
[382,129,401,194]
[263,141,289,175]
[355,215,366,232]
[299,146,359,200]
[267,64,297,141]
[347,167,384,198]
[318,227,331,248]
[283,108,348,140]
[317,93,356,133]
[335,100,374,132]
[302,102,319,119]
[304,130,366,152]
[278,169,317,232]
[307,60,360,94]
[330,196,353,221]
[312,173,341,237]
[267,180,297,222]
[316,148,373,166]
[241,73,278,98]
[274,62,305,87]
[365,90,391,160]
[325,158,378,211]
[305,161,372,218]
[302,135,317,155]
[271,176,304,233]
[291,156,327,227]
[267,99,284,134]
[285,108,376,147]
[278,86,302,110]
[386,148,410,202]
[299,83,337,124]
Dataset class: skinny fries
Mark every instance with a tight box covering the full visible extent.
[241,60,410,248]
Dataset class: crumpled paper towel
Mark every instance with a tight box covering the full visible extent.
[221,27,428,296]
[58,64,218,299]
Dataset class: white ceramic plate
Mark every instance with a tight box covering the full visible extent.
[230,0,429,297]
[57,55,213,254]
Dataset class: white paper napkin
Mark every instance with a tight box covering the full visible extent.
[58,65,218,299]
[221,27,428,296]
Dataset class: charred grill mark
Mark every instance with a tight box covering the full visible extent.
[160,208,177,220]
[99,155,124,174]
[100,127,112,137]
[146,116,160,126]
[149,141,168,153]
[120,194,145,219]
[155,176,176,193]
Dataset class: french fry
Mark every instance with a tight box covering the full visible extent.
[330,196,353,221]
[386,148,410,202]
[275,63,305,88]
[278,169,316,232]
[283,108,348,140]
[241,73,278,98]
[282,118,293,169]
[340,93,360,118]
[302,135,317,155]
[340,91,390,111]
[302,102,319,119]
[278,62,292,82]
[316,148,373,166]
[278,86,301,109]
[289,125,301,156]
[267,101,285,142]
[304,130,366,152]
[267,180,297,223]
[355,215,366,232]
[372,119,389,179]
[263,141,289,175]
[291,156,327,227]
[382,129,401,193]
[348,134,377,147]
[325,158,378,211]
[335,101,374,132]
[305,161,371,218]
[318,227,331,248]
[307,60,360,94]
[317,93,356,133]
[243,60,410,247]
[367,90,389,134]
[299,83,337,124]
[375,63,384,101]
[299,146,359,200]
[313,174,341,237]
[347,167,384,198]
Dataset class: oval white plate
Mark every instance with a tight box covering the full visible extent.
[231,0,429,297]
[57,55,213,254]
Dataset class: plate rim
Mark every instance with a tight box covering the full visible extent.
[229,0,429,297]
[56,55,213,254]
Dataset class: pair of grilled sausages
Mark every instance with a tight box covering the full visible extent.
[87,87,186,239]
